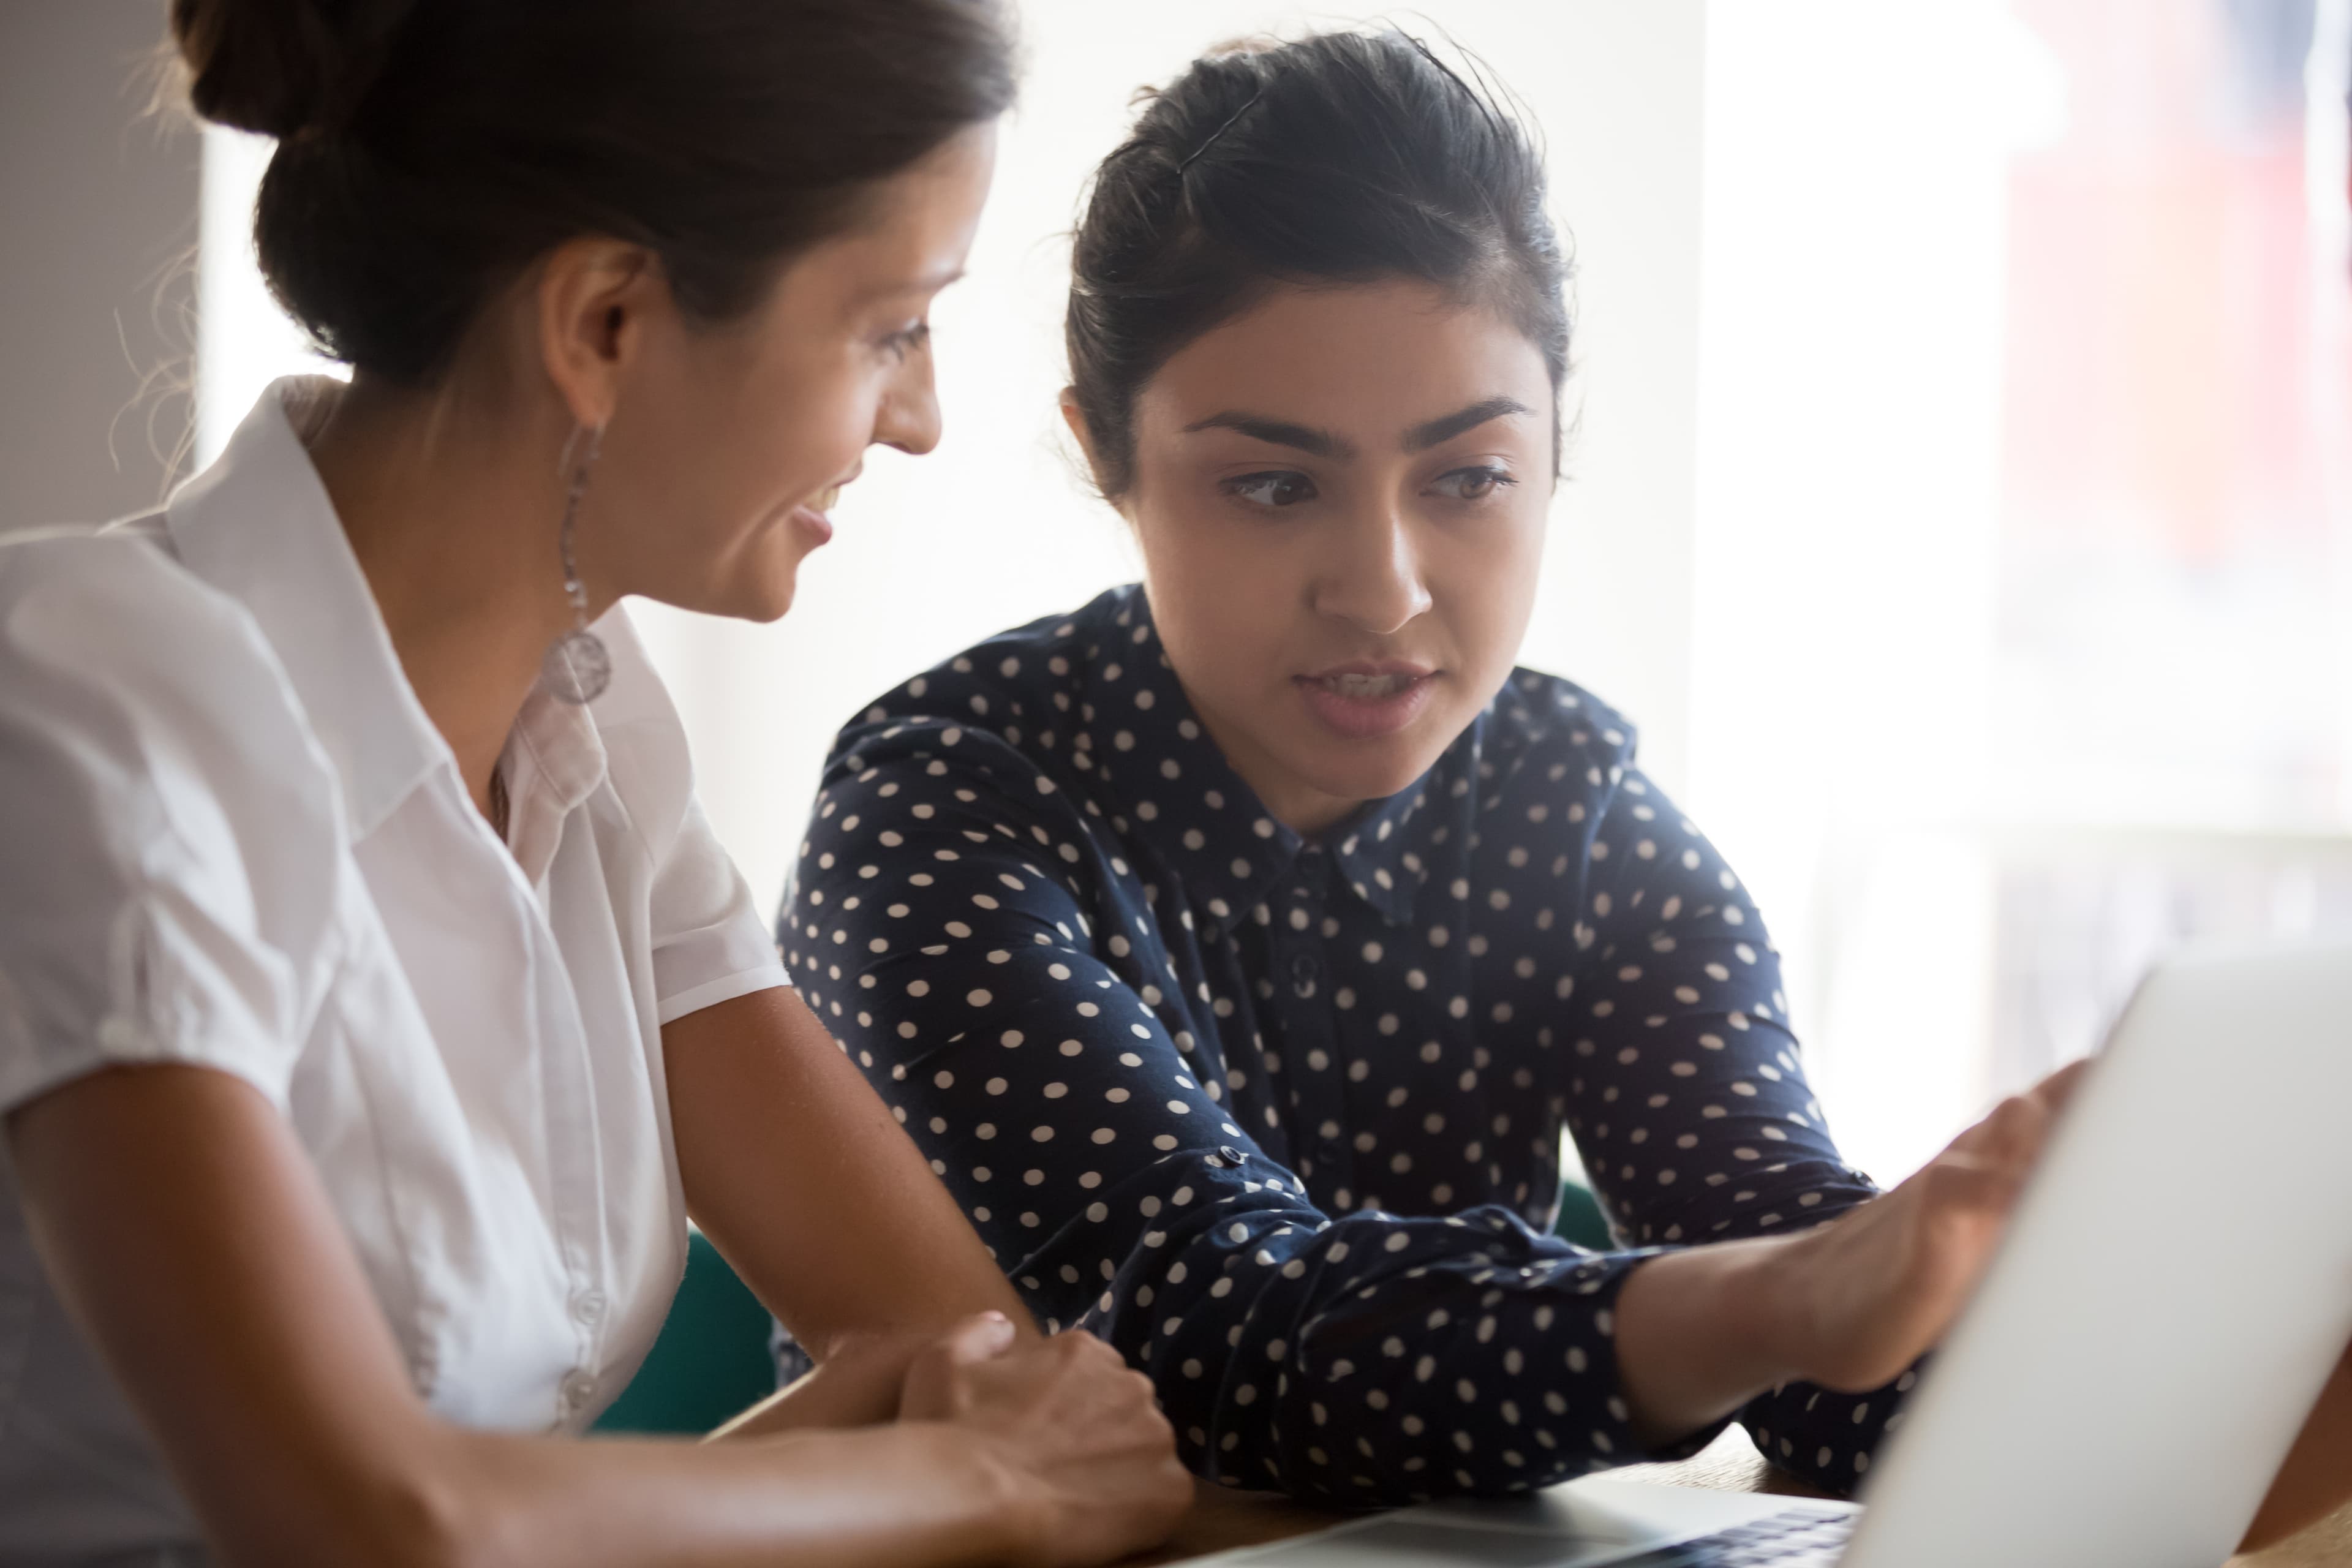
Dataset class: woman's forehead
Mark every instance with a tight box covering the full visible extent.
[1137,281,1553,448]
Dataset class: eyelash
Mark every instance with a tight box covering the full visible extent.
[1430,466,1518,502]
[1219,466,1520,510]
[880,322,931,361]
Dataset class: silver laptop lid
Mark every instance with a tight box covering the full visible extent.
[1844,941,2352,1568]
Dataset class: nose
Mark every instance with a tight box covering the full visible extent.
[1311,499,1433,638]
[873,345,943,457]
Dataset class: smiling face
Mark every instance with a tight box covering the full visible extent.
[1107,277,1555,834]
[586,122,998,622]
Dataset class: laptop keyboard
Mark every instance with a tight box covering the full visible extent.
[1605,1504,1856,1567]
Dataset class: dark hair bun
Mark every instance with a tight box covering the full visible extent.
[166,0,1016,386]
[169,0,412,140]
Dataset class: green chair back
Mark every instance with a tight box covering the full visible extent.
[593,1231,775,1435]
[1553,1178,1611,1250]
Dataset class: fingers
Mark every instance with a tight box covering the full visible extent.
[2028,1056,2094,1117]
[1945,1057,2089,1175]
[1918,1153,2027,1226]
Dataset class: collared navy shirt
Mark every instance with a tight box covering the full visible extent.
[780,586,1906,1502]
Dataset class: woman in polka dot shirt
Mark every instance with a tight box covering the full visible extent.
[782,31,2081,1506]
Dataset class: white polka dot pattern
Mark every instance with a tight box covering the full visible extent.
[780,586,1906,1502]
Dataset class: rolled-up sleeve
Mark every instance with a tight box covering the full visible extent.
[1566,766,1904,1493]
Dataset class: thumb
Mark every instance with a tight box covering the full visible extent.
[899,1313,1017,1423]
[940,1310,1020,1366]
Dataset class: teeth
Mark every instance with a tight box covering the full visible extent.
[1322,673,1414,699]
[809,487,842,513]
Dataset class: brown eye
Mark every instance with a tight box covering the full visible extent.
[1430,467,1515,502]
[1224,472,1319,508]
[880,322,931,361]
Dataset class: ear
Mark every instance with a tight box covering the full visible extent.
[535,238,664,434]
[1058,388,1130,518]
[1056,389,1095,467]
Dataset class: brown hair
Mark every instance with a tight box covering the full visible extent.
[170,0,1017,384]
[1066,31,1570,499]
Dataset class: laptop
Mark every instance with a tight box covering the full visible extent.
[1183,941,2352,1568]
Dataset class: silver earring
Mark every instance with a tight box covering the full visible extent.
[539,423,611,704]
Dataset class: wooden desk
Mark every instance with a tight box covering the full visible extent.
[1134,1427,2352,1566]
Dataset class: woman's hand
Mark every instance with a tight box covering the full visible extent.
[900,1313,1193,1568]
[1764,1058,2092,1392]
[1617,1058,2090,1447]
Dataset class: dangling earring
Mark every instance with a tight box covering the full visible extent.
[539,423,610,705]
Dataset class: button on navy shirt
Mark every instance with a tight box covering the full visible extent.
[782,586,1906,1502]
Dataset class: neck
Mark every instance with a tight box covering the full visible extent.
[1178,683,1363,838]
[304,374,579,820]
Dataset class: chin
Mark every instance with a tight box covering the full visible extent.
[729,537,809,622]
[743,570,800,622]
[666,559,801,624]
[1294,739,1445,810]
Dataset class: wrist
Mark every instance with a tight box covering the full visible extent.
[1741,1227,1826,1386]
[1617,1237,1811,1448]
[914,1421,1055,1568]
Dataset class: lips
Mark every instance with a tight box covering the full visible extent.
[788,472,856,546]
[1294,660,1439,741]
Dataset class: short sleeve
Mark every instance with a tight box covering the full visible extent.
[0,535,341,1115]
[584,611,788,1026]
[647,793,790,1024]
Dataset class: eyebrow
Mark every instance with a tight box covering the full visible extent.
[1180,412,1359,461]
[1403,396,1534,452]
[1180,396,1534,461]
[854,265,967,306]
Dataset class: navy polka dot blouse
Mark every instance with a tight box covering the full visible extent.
[780,585,1910,1502]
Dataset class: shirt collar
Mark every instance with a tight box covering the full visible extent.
[1077,586,1467,929]
[502,685,609,888]
[164,377,451,842]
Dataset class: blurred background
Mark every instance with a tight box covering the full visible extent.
[6,0,2348,1186]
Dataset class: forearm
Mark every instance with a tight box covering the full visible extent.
[1613,1237,1806,1449]
[442,1420,1030,1568]
[667,987,1033,1366]
[709,1329,943,1441]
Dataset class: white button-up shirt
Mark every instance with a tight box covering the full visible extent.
[0,380,790,1562]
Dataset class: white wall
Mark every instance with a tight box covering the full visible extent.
[0,0,200,533]
[1687,1,2067,1179]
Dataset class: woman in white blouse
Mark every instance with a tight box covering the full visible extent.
[0,1,1188,1564]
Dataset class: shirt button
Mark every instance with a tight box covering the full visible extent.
[560,1370,597,1410]
[1218,1144,1246,1166]
[571,1288,606,1327]
[1289,952,1320,992]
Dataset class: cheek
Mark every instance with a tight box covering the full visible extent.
[1138,511,1297,675]
[1436,507,1546,661]
[732,355,873,498]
